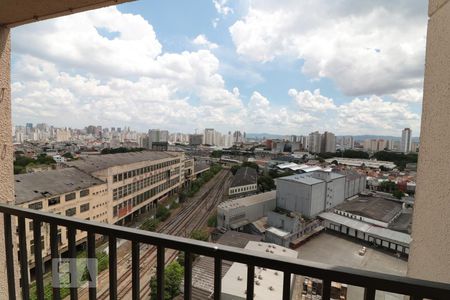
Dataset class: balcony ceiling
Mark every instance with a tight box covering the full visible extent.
[0,0,134,27]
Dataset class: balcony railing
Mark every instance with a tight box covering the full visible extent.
[1,203,450,300]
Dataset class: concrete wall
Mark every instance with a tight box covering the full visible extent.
[0,26,17,298]
[408,0,450,284]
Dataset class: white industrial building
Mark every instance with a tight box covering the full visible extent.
[326,157,396,169]
[217,191,276,229]
[319,212,411,255]
[275,171,346,218]
[221,241,298,300]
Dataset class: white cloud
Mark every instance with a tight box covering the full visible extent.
[390,88,423,103]
[229,1,427,97]
[213,0,233,16]
[11,7,245,132]
[192,34,218,49]
[336,95,421,135]
[288,89,336,111]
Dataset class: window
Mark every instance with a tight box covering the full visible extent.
[48,196,60,206]
[65,193,77,201]
[30,236,45,254]
[28,201,43,210]
[66,207,76,216]
[80,203,90,213]
[80,189,90,197]
[113,175,118,183]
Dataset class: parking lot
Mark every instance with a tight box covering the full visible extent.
[293,232,407,299]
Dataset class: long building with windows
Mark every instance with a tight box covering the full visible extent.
[14,151,192,267]
[66,151,187,225]
[14,168,109,267]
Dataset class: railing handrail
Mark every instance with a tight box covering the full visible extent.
[1,203,450,299]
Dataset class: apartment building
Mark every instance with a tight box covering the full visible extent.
[14,168,109,267]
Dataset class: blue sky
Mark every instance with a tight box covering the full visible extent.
[11,0,427,136]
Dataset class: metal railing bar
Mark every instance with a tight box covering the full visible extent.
[246,264,254,300]
[282,271,291,300]
[321,279,331,300]
[33,220,44,300]
[109,235,117,300]
[157,245,165,300]
[131,240,140,300]
[87,232,96,300]
[4,213,16,300]
[1,204,450,299]
[184,251,192,300]
[67,227,77,300]
[50,223,61,300]
[214,257,222,300]
[18,216,30,300]
[364,287,376,300]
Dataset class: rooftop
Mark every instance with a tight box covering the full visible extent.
[14,168,105,204]
[319,212,411,245]
[335,196,402,223]
[230,167,257,188]
[221,241,298,300]
[194,162,210,174]
[218,191,276,210]
[276,174,323,185]
[66,151,177,174]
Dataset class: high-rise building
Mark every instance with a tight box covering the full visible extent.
[204,128,215,145]
[308,131,322,153]
[401,128,412,153]
[321,131,336,153]
[189,134,203,146]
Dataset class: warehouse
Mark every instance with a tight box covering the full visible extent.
[275,171,346,218]
[217,191,276,229]
[319,212,411,255]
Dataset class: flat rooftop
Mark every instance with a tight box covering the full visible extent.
[194,162,210,173]
[335,196,402,223]
[189,232,262,296]
[230,167,257,188]
[66,151,178,174]
[222,241,297,300]
[295,233,407,300]
[218,191,276,210]
[277,174,323,185]
[14,168,105,204]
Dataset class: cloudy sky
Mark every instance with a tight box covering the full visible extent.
[11,0,427,136]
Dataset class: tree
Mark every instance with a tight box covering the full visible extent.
[230,164,240,175]
[242,161,259,172]
[156,205,171,221]
[207,212,217,227]
[392,189,404,199]
[190,229,209,241]
[141,218,159,231]
[258,175,275,192]
[331,160,339,165]
[63,152,74,159]
[150,262,184,300]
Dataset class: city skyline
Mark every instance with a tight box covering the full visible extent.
[11,1,426,135]
[13,121,420,139]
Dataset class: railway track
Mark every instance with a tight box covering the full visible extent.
[76,169,231,300]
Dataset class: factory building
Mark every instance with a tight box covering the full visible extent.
[221,241,298,300]
[217,191,276,229]
[14,168,109,267]
[275,171,346,218]
[228,167,258,198]
[66,151,186,225]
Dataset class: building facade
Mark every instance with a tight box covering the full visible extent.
[401,128,412,153]
[228,167,258,198]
